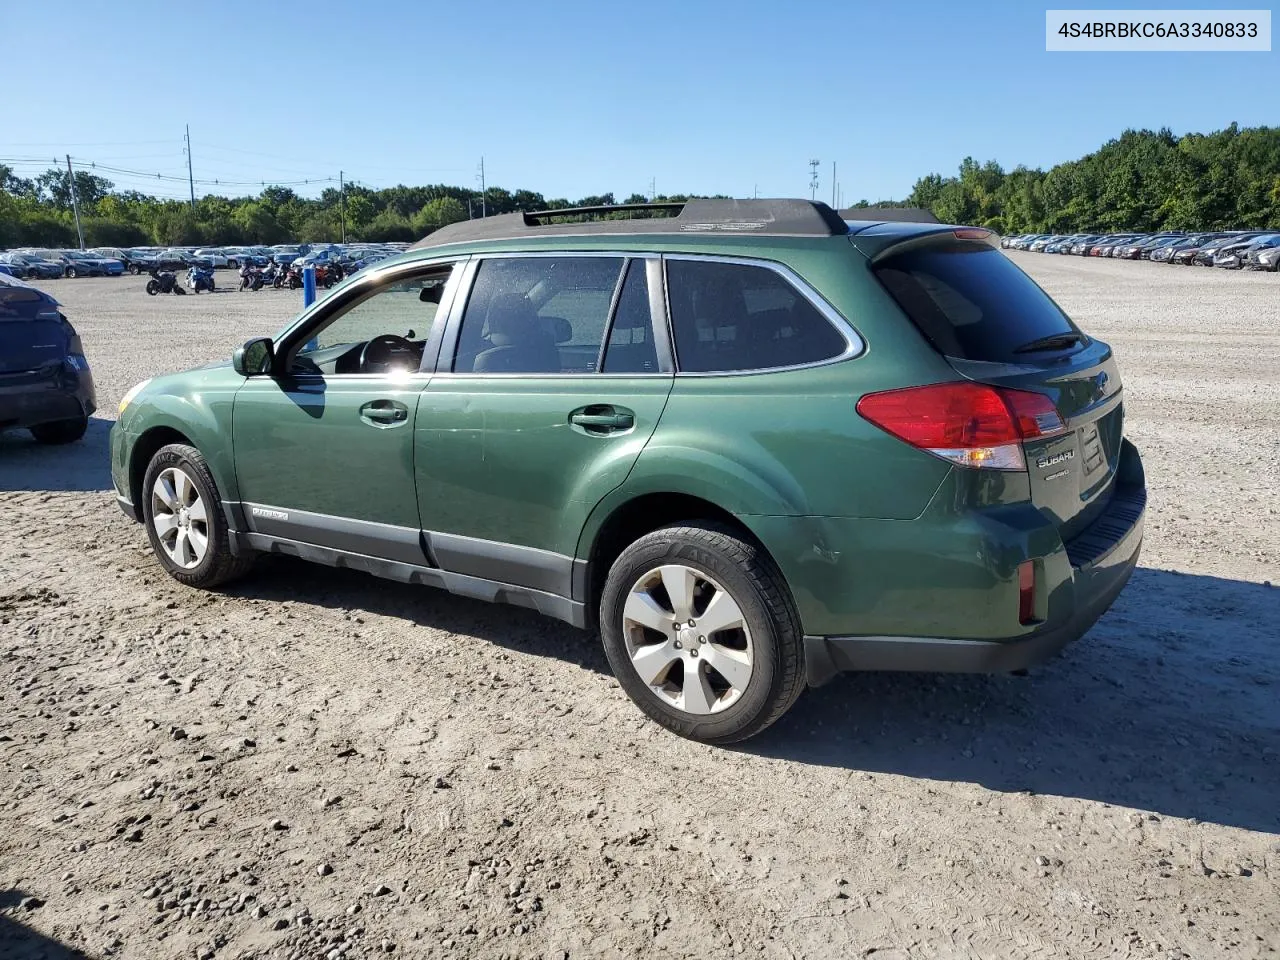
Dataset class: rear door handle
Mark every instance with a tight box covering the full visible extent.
[569,405,635,433]
[359,399,409,426]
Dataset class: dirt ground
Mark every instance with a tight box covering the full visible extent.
[2,255,1278,960]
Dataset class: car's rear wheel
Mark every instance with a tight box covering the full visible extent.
[599,522,805,744]
[142,443,254,589]
[30,415,88,445]
[129,264,141,275]
[65,267,77,279]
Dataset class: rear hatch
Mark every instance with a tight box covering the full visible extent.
[863,230,1124,543]
[0,280,70,375]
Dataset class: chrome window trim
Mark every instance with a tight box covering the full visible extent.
[660,252,865,377]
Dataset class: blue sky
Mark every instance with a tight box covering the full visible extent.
[2,0,1275,203]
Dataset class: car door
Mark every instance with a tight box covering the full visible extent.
[415,254,673,597]
[231,260,463,563]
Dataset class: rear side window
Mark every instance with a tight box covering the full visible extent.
[454,257,624,374]
[666,260,847,373]
[874,244,1081,363]
[602,261,659,374]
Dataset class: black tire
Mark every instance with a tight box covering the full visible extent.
[145,279,159,295]
[141,443,255,589]
[27,268,39,280]
[65,266,77,279]
[30,415,88,445]
[227,259,238,269]
[174,286,186,295]
[208,280,215,292]
[129,264,141,275]
[599,522,806,744]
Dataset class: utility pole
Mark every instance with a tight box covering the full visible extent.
[477,156,486,218]
[649,176,656,202]
[832,161,837,207]
[184,125,196,212]
[753,183,758,199]
[65,155,85,249]
[339,170,347,244]
[808,159,820,201]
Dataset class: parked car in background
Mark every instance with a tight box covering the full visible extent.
[1116,235,1181,260]
[0,253,65,280]
[90,247,150,273]
[194,249,230,268]
[1242,234,1280,271]
[122,249,159,274]
[1169,233,1231,264]
[0,273,96,444]
[1150,235,1208,263]
[1214,234,1279,269]
[1192,233,1262,266]
[154,249,193,271]
[1070,235,1104,255]
[62,250,125,277]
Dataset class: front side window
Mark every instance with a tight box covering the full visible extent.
[666,259,848,373]
[453,257,626,374]
[289,264,455,375]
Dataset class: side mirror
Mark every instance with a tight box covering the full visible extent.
[233,337,274,377]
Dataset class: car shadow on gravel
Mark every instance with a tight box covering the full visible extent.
[743,568,1280,834]
[230,556,612,675]
[0,417,113,493]
[0,890,91,959]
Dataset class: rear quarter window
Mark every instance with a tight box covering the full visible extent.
[873,243,1082,364]
[666,259,847,373]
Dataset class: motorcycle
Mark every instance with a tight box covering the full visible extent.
[240,263,282,291]
[316,262,344,286]
[145,269,185,296]
[187,266,215,293]
[284,265,303,290]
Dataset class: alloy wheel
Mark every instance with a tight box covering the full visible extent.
[622,564,754,715]
[150,467,209,569]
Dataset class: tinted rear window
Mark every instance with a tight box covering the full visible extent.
[874,244,1081,363]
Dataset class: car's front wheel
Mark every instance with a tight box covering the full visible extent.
[599,523,806,744]
[65,267,77,279]
[30,415,88,445]
[141,443,254,589]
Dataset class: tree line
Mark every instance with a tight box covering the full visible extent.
[4,123,1278,248]
[0,166,703,249]
[901,123,1280,234]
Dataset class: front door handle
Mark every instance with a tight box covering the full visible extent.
[569,405,635,433]
[359,399,409,426]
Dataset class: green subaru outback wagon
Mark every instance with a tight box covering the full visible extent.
[110,200,1146,743]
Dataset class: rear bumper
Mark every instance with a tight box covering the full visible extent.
[0,367,96,429]
[801,449,1147,686]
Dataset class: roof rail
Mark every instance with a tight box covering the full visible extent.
[840,207,939,224]
[410,199,850,249]
[523,202,685,222]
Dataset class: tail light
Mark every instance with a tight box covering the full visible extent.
[856,382,1066,471]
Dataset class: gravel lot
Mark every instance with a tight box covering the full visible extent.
[2,255,1278,960]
